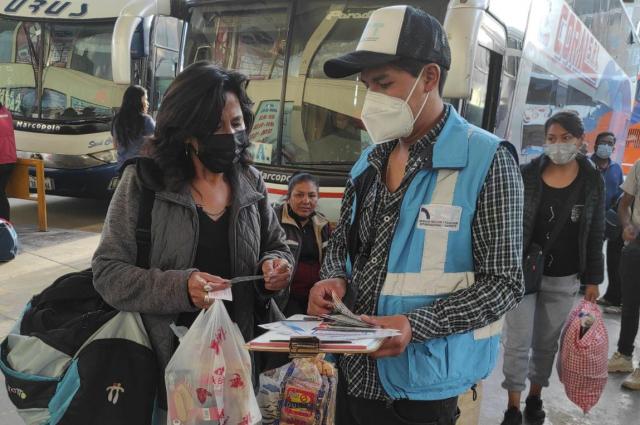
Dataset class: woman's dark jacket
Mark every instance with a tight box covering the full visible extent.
[521,154,605,285]
[92,159,293,376]
[273,203,331,270]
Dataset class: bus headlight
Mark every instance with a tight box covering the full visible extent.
[89,149,118,164]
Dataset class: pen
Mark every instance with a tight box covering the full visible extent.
[269,340,353,344]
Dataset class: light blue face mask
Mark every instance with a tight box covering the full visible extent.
[595,144,613,159]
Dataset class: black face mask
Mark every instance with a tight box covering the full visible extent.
[194,130,249,173]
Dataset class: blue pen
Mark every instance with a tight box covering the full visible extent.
[283,322,305,334]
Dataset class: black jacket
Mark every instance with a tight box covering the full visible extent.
[521,154,605,285]
[273,203,331,271]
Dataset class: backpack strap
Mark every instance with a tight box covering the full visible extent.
[135,186,155,269]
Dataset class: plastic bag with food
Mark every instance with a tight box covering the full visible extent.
[165,300,261,425]
[258,356,337,425]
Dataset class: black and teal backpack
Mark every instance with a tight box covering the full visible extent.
[1,160,159,424]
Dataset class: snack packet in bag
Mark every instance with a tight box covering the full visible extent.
[557,300,608,414]
[258,356,337,425]
[165,300,261,425]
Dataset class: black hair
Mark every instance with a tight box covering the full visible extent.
[287,172,320,199]
[595,131,616,144]
[149,62,255,191]
[389,58,448,96]
[544,111,585,138]
[113,85,147,149]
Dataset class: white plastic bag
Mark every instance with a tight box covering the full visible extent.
[165,300,261,425]
[257,356,337,425]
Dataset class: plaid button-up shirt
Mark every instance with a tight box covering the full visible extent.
[320,105,524,400]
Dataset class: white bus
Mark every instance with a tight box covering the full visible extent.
[0,0,183,197]
[177,0,639,221]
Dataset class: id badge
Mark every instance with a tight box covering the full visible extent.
[417,204,462,231]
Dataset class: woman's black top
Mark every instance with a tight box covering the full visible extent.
[532,170,585,277]
[176,206,232,327]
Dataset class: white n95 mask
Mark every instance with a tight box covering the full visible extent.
[361,69,430,144]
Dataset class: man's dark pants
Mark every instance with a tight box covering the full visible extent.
[336,368,459,425]
[618,240,640,357]
[603,234,624,305]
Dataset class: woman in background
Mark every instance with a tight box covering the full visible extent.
[112,85,155,168]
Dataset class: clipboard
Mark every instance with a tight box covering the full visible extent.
[247,330,384,354]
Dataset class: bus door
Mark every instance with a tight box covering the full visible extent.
[444,7,508,136]
[149,16,183,112]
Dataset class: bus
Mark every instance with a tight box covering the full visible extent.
[623,73,640,173]
[0,0,183,198]
[176,0,639,221]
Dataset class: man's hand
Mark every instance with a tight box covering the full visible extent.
[361,314,412,359]
[622,224,638,242]
[307,278,347,315]
[262,258,291,291]
[584,284,599,303]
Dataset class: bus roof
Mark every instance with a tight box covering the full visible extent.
[2,0,170,20]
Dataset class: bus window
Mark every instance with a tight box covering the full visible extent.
[184,3,289,164]
[0,19,17,62]
[1,20,36,117]
[283,1,447,168]
[151,16,182,111]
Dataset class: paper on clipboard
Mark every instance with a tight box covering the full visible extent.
[246,330,384,354]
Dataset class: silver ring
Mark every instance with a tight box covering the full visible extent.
[204,284,213,292]
[204,292,212,303]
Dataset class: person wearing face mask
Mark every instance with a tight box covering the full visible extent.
[589,132,624,313]
[92,62,293,420]
[500,111,605,425]
[309,6,524,425]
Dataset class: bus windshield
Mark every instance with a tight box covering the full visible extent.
[184,1,448,169]
[0,18,116,122]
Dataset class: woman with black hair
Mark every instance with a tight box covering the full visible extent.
[112,85,155,168]
[92,62,293,417]
[500,111,605,425]
[0,100,16,220]
[274,172,331,313]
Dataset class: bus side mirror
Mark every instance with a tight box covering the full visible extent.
[112,15,143,84]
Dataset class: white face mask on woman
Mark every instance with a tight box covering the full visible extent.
[360,69,430,144]
[543,142,578,165]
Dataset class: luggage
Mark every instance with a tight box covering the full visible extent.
[0,217,17,261]
[1,162,158,424]
[557,300,608,414]
[0,271,157,424]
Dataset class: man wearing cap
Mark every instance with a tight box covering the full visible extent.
[308,5,524,424]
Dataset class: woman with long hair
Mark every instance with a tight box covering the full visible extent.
[500,111,605,425]
[92,62,293,419]
[112,85,155,167]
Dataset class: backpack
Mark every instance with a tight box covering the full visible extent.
[0,160,158,425]
[0,218,18,261]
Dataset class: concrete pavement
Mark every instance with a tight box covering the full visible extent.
[1,198,639,424]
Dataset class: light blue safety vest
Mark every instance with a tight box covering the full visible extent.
[349,108,503,400]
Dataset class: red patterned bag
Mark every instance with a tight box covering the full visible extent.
[557,300,608,414]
